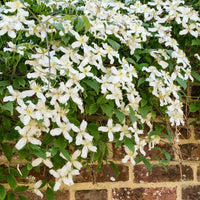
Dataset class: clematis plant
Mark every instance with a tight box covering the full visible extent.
[0,0,199,199]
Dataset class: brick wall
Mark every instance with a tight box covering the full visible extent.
[1,83,200,200]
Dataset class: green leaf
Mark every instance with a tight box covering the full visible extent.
[107,39,120,51]
[189,102,200,112]
[52,23,65,33]
[32,149,46,160]
[8,192,15,200]
[87,123,100,140]
[114,109,124,123]
[43,133,54,145]
[0,81,9,87]
[115,140,123,147]
[141,156,152,173]
[109,161,119,178]
[14,186,29,193]
[76,16,84,32]
[1,102,13,114]
[89,104,98,115]
[60,148,71,161]
[7,174,17,190]
[84,79,100,94]
[191,71,200,82]
[27,163,33,171]
[100,104,113,117]
[1,143,13,162]
[138,106,150,118]
[176,77,187,89]
[19,195,28,200]
[0,185,6,200]
[97,96,107,104]
[138,77,146,87]
[46,187,54,200]
[82,15,91,32]
[192,39,200,46]
[124,137,135,153]
[54,136,67,150]
[127,57,136,64]
[129,106,138,122]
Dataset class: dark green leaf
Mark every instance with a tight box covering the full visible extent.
[89,104,98,115]
[52,23,65,33]
[7,174,17,190]
[114,109,124,123]
[100,104,113,117]
[189,102,200,112]
[124,137,135,153]
[192,39,200,45]
[107,39,120,51]
[32,149,46,160]
[84,79,100,94]
[138,106,150,118]
[46,187,54,200]
[138,77,146,87]
[0,102,13,114]
[0,184,6,200]
[1,143,13,162]
[109,161,119,178]
[176,77,187,89]
[191,71,200,82]
[87,123,100,140]
[14,186,29,193]
[19,195,28,200]
[76,16,84,32]
[54,136,67,150]
[141,156,152,173]
[82,15,91,32]
[129,106,138,122]
[60,148,71,161]
[0,81,9,87]
[8,192,15,200]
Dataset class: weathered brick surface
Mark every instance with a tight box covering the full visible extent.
[194,123,200,139]
[112,145,125,160]
[74,164,129,183]
[11,190,69,200]
[112,187,177,200]
[75,190,107,200]
[179,126,191,139]
[145,143,175,160]
[182,185,200,200]
[134,165,193,183]
[197,166,200,181]
[180,144,200,161]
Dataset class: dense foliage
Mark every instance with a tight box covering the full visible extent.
[0,0,200,199]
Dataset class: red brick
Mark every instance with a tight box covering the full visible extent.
[75,190,107,200]
[9,190,69,200]
[182,185,200,200]
[74,164,129,183]
[179,144,200,161]
[194,123,200,139]
[134,165,193,183]
[112,144,125,160]
[112,187,177,200]
[145,143,175,160]
[179,126,191,139]
[197,166,200,181]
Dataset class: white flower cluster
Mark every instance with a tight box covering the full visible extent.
[1,0,199,193]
